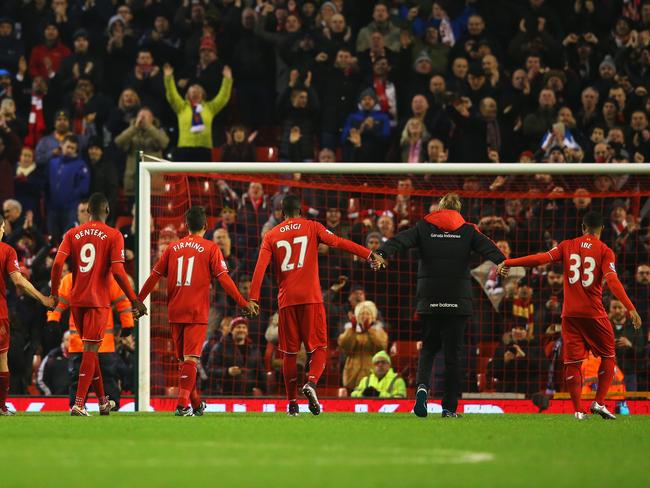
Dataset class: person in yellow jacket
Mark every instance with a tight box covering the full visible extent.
[47,272,134,409]
[351,350,407,398]
[163,59,233,163]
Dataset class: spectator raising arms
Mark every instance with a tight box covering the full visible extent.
[163,62,232,162]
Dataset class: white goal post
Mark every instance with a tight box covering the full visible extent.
[135,153,650,411]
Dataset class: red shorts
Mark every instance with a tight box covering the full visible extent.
[71,307,110,342]
[171,323,207,358]
[0,319,9,353]
[562,316,616,363]
[278,303,328,354]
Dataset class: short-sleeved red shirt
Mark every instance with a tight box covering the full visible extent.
[547,235,617,319]
[251,218,371,309]
[153,235,228,324]
[57,221,125,308]
[0,243,21,319]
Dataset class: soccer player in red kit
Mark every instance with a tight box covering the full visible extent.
[250,195,385,416]
[51,193,147,416]
[0,219,54,415]
[138,206,259,416]
[498,212,642,420]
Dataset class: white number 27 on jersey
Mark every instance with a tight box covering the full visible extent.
[277,236,308,272]
[568,253,596,287]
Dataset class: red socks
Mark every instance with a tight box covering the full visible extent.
[307,348,327,385]
[0,371,9,410]
[92,354,106,405]
[564,362,583,413]
[595,357,616,405]
[283,354,298,402]
[178,360,197,409]
[189,386,201,410]
[75,352,96,408]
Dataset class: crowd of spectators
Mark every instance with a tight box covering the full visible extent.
[1,0,650,400]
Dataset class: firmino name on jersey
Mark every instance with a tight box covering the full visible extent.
[173,241,205,253]
[74,229,108,240]
[280,223,301,232]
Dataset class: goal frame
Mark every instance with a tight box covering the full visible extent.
[135,153,650,411]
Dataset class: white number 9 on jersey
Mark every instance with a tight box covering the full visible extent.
[79,243,96,273]
[568,253,596,287]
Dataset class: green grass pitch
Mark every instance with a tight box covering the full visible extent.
[3,413,649,488]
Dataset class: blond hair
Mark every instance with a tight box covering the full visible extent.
[354,300,378,325]
[439,193,462,212]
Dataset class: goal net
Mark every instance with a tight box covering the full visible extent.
[136,158,650,411]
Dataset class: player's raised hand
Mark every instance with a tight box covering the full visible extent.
[133,300,148,319]
[245,300,260,318]
[630,310,642,330]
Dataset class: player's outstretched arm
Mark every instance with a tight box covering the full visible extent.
[217,272,256,313]
[10,272,54,309]
[138,271,161,302]
[249,238,272,307]
[49,251,67,303]
[316,223,373,261]
[605,273,642,329]
[503,251,553,269]
[111,262,147,318]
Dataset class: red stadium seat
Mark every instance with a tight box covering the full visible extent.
[256,146,278,162]
[476,341,500,393]
[212,147,222,161]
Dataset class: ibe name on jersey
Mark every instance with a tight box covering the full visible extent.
[172,240,205,253]
[581,241,593,249]
[74,228,108,240]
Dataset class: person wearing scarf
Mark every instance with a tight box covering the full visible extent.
[164,54,232,162]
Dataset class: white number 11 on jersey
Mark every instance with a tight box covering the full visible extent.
[277,236,308,271]
[176,256,195,286]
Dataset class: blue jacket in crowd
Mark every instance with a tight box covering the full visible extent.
[47,155,90,210]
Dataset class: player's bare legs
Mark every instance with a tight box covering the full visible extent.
[283,352,299,416]
[0,351,13,416]
[175,355,200,416]
[590,356,617,420]
[302,347,326,416]
[564,360,586,420]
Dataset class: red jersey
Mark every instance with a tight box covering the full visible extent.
[0,243,21,319]
[153,235,229,324]
[251,218,371,309]
[57,221,126,308]
[547,235,617,319]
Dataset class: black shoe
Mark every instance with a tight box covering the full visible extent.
[174,406,194,416]
[413,386,428,418]
[302,382,321,416]
[193,401,207,416]
[441,409,461,418]
[287,402,299,417]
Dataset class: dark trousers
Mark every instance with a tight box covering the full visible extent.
[172,146,213,163]
[68,352,120,408]
[416,314,467,413]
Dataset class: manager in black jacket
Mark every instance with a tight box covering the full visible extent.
[376,193,506,417]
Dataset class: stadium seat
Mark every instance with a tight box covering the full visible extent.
[389,340,420,386]
[476,342,500,393]
[256,146,278,162]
